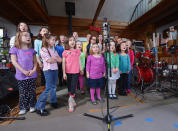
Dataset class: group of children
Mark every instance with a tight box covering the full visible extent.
[9,22,134,116]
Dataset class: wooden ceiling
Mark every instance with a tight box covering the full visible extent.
[129,0,178,29]
[0,0,48,25]
[0,0,177,38]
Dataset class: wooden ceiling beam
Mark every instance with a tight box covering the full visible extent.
[27,0,49,23]
[7,0,33,22]
[91,0,105,26]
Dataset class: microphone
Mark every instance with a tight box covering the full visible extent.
[102,18,109,43]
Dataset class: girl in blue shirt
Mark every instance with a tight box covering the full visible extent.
[55,35,66,87]
[118,41,131,96]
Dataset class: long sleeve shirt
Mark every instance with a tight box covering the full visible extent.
[128,49,134,70]
[86,55,106,79]
[106,52,119,69]
[118,54,131,73]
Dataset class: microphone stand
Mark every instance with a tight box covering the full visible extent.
[83,18,133,131]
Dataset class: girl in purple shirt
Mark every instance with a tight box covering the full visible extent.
[86,43,106,105]
[9,31,37,115]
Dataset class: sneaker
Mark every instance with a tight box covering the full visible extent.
[29,107,35,113]
[109,94,113,99]
[18,110,26,115]
[112,94,118,99]
[91,100,97,105]
[36,109,49,116]
[69,96,76,107]
[68,101,74,112]
[127,89,131,93]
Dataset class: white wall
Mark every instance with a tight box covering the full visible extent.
[45,0,140,22]
[0,17,48,37]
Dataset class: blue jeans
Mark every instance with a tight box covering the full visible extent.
[127,70,132,90]
[35,70,58,110]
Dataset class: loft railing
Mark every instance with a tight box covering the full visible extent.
[130,0,162,23]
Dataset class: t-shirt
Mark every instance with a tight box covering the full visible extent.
[9,47,37,80]
[55,45,64,58]
[62,49,81,74]
[40,47,59,71]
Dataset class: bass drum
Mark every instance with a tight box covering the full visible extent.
[132,66,154,85]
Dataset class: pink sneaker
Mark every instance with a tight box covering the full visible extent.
[126,89,131,93]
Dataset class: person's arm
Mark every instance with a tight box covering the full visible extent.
[130,50,134,68]
[127,54,131,74]
[81,53,85,71]
[11,54,29,76]
[62,57,67,80]
[102,56,106,77]
[34,40,43,68]
[86,56,91,78]
[10,36,15,48]
[29,55,37,76]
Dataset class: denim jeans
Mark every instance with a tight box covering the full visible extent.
[35,70,58,110]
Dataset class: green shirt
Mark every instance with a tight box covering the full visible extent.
[106,52,119,69]
[80,52,85,71]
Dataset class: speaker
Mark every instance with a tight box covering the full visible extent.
[65,2,75,16]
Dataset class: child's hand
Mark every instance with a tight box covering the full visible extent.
[28,70,35,76]
[39,62,43,69]
[103,73,106,77]
[120,71,122,74]
[63,73,67,80]
[126,71,130,74]
[23,70,30,76]
[80,71,84,75]
[86,72,89,78]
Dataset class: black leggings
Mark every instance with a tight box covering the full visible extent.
[66,73,79,96]
[118,73,128,93]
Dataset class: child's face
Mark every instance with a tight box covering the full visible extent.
[98,35,103,41]
[117,38,122,44]
[91,37,96,44]
[120,42,127,51]
[21,32,31,44]
[40,28,48,37]
[92,44,99,54]
[86,34,91,41]
[73,32,78,39]
[69,37,76,48]
[49,36,56,47]
[60,35,65,43]
[76,42,82,50]
[110,42,115,52]
[126,41,131,48]
[19,23,28,32]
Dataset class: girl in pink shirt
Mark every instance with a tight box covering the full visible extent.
[35,34,62,116]
[126,40,134,93]
[62,36,82,112]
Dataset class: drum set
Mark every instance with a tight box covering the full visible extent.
[132,48,178,98]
